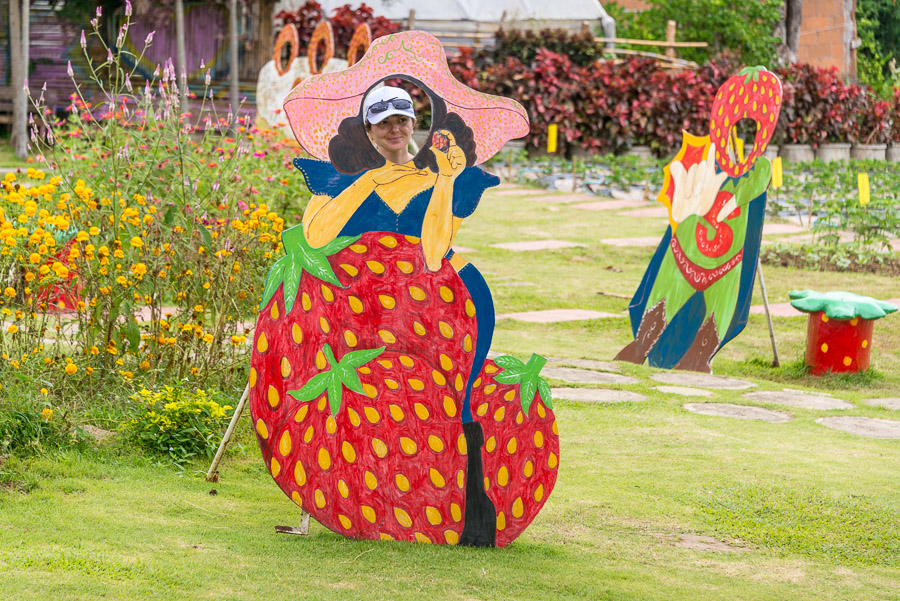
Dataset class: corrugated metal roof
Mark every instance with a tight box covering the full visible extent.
[276,0,606,22]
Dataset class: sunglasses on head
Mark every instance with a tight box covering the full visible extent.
[366,97,413,118]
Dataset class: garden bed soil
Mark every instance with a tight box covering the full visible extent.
[761,247,900,276]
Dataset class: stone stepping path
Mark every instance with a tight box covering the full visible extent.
[494,189,543,197]
[748,302,804,318]
[650,372,755,390]
[570,199,644,211]
[618,206,669,219]
[497,309,623,322]
[743,390,854,410]
[600,237,662,248]
[653,386,712,397]
[862,398,900,410]
[546,357,620,372]
[552,388,647,403]
[452,245,476,254]
[490,240,586,251]
[542,366,640,386]
[684,403,792,423]
[524,193,598,204]
[815,416,900,439]
[494,281,536,287]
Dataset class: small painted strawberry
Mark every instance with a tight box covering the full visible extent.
[261,343,469,544]
[469,355,559,547]
[708,66,783,178]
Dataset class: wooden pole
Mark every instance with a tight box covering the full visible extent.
[175,0,187,111]
[205,383,250,482]
[665,20,677,60]
[9,0,27,159]
[407,9,416,31]
[756,259,780,367]
[229,0,240,129]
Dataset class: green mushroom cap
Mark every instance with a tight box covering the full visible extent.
[789,290,899,321]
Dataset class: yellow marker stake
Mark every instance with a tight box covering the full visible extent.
[547,124,558,154]
[772,157,783,188]
[730,129,745,163]
[858,173,870,205]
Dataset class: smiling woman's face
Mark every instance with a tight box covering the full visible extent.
[367,115,413,159]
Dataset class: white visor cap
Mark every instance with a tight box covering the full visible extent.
[363,86,416,125]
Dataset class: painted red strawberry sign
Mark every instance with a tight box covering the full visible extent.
[249,31,556,547]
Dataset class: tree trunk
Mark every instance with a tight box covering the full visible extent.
[776,0,802,65]
[175,0,187,111]
[10,0,27,159]
[229,0,239,127]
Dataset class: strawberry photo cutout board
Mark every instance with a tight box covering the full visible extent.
[616,67,783,373]
[249,31,559,548]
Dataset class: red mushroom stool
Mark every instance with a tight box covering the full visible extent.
[790,290,898,375]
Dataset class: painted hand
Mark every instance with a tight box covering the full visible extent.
[430,130,466,180]
[369,162,429,186]
[669,145,729,224]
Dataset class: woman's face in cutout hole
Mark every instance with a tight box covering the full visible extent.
[365,81,431,163]
[368,114,414,157]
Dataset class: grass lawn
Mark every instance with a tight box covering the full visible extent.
[2,184,899,600]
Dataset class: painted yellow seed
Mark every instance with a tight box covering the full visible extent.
[445,531,459,545]
[485,436,496,453]
[280,356,291,378]
[338,480,349,498]
[342,441,357,464]
[270,457,281,477]
[395,474,411,492]
[862,339,869,349]
[537,403,546,418]
[379,295,396,309]
[476,403,489,417]
[553,420,559,435]
[497,466,509,487]
[378,330,396,344]
[465,299,475,317]
[365,471,377,490]
[524,460,534,478]
[378,359,393,369]
[380,533,393,541]
[821,343,829,353]
[494,407,506,422]
[439,286,454,302]
[440,354,453,371]
[414,321,426,336]
[394,507,412,528]
[432,371,446,386]
[534,484,545,502]
[347,408,361,427]
[451,503,462,522]
[504,390,516,402]
[484,477,490,491]
[405,235,420,244]
[318,447,332,471]
[415,532,432,544]
[384,378,400,390]
[457,470,465,488]
[379,235,398,248]
[389,404,405,422]
[428,434,444,453]
[408,286,426,301]
[444,396,457,418]
[430,468,446,488]
[270,303,279,320]
[319,316,330,333]
[362,383,377,398]
[315,489,326,508]
[409,378,425,391]
[303,425,314,443]
[455,374,464,392]
[348,296,364,314]
[515,411,524,425]
[294,460,306,486]
[364,407,380,423]
[302,293,311,311]
[414,403,430,420]
[397,260,414,274]
[485,364,498,374]
[457,433,467,455]
[279,431,292,456]
[321,284,334,302]
[255,419,268,439]
[366,260,385,274]
[344,330,358,347]
[350,244,367,253]
[295,405,309,423]
[249,368,257,387]
[338,514,351,529]
[426,506,443,526]
[439,321,454,339]
[267,385,279,408]
[400,437,418,455]
[362,506,377,523]
[843,356,852,367]
[291,323,303,344]
[463,334,473,353]
[256,332,269,353]
[496,511,506,531]
[317,396,327,412]
[484,384,497,395]
[534,431,545,448]
[399,355,415,367]
[315,351,327,370]
[512,497,524,518]
[549,452,558,469]
[507,437,518,454]
[340,264,358,277]
[372,438,388,458]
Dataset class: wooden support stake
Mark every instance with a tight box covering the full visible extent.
[665,21,677,60]
[407,9,415,31]
[205,383,250,482]
[572,155,578,192]
[275,511,311,536]
[756,259,780,367]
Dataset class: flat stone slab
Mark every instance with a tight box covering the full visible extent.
[570,199,644,211]
[497,309,624,322]
[600,237,663,247]
[494,281,536,287]
[815,416,900,439]
[494,188,543,197]
[671,534,743,552]
[749,302,804,318]
[546,357,621,372]
[490,240,586,251]
[542,366,639,386]
[763,223,808,235]
[684,403,793,423]
[551,387,647,403]
[653,386,713,397]
[524,193,598,204]
[452,245,476,254]
[650,372,756,390]
[743,390,854,410]
[861,398,900,410]
[618,206,669,219]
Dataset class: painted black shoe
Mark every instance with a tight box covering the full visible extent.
[458,421,497,547]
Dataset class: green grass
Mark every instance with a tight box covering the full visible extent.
[0,138,30,168]
[2,183,900,600]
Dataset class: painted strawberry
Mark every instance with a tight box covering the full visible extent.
[469,355,559,547]
[708,66,783,178]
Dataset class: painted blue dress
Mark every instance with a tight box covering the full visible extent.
[294,157,500,422]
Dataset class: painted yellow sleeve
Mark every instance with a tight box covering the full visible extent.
[301,174,377,248]
[421,176,456,271]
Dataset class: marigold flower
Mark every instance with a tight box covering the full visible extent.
[7,324,18,334]
[41,407,53,421]
[3,287,14,297]
[65,363,78,375]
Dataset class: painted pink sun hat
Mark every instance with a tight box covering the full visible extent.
[283,30,530,165]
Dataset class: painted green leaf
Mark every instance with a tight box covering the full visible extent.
[493,366,526,384]
[320,234,361,256]
[325,374,342,416]
[343,347,386,368]
[259,256,289,311]
[520,379,537,416]
[495,355,525,370]
[288,371,331,403]
[282,258,304,313]
[537,380,553,410]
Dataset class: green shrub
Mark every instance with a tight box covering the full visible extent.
[122,386,232,464]
[0,404,89,455]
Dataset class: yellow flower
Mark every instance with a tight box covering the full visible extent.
[7,324,18,334]
[89,227,100,236]
[116,276,128,286]
[140,360,150,370]
[65,363,78,375]
[203,333,214,343]
[86,367,94,375]
[194,304,203,312]
[3,287,14,297]
[130,236,144,248]
[41,407,53,421]
[131,263,147,278]
[28,253,40,264]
